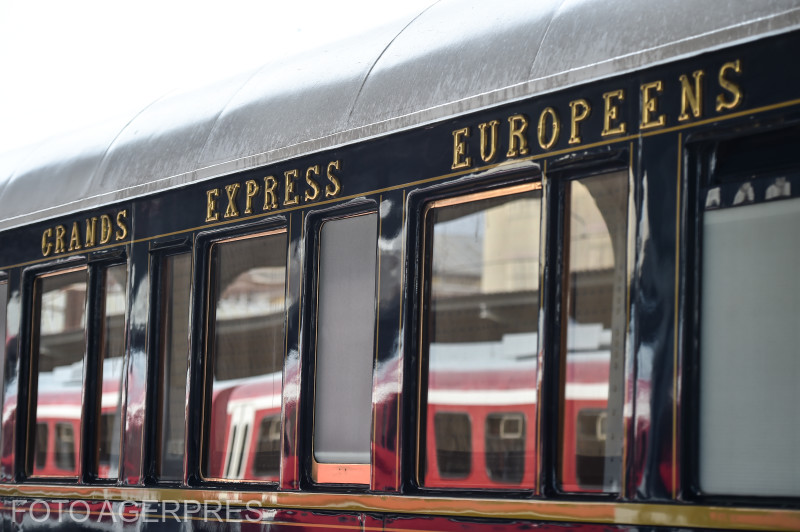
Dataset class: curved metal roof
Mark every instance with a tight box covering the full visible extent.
[1,0,798,231]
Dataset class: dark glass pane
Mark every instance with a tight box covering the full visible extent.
[314,213,377,482]
[422,184,540,489]
[32,268,87,478]
[97,264,127,479]
[204,231,286,481]
[157,253,191,481]
[559,171,627,493]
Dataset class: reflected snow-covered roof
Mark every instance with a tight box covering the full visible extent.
[1,0,798,231]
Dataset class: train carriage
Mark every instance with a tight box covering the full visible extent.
[0,0,798,529]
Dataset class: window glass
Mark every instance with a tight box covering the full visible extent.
[0,280,6,448]
[156,253,191,481]
[421,183,540,489]
[559,171,627,493]
[204,231,286,481]
[97,264,127,479]
[32,268,87,477]
[699,196,800,496]
[313,213,377,483]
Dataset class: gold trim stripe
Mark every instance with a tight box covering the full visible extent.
[0,486,798,531]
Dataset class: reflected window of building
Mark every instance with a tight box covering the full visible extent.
[558,171,628,493]
[253,415,281,478]
[204,230,286,481]
[155,252,191,481]
[35,423,48,470]
[313,212,377,484]
[699,165,800,496]
[96,264,127,479]
[55,422,76,471]
[31,267,87,478]
[485,412,526,484]
[420,182,541,489]
[433,412,471,478]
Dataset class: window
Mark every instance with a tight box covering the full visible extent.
[433,412,471,478]
[485,412,526,484]
[558,171,628,493]
[154,252,192,481]
[253,415,281,478]
[97,264,127,479]
[698,129,800,497]
[312,212,377,484]
[30,267,87,478]
[35,423,48,470]
[420,182,540,489]
[54,422,76,471]
[203,230,286,481]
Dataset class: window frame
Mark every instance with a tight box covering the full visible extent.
[411,173,543,495]
[145,241,193,485]
[194,223,288,486]
[685,120,800,504]
[304,205,379,486]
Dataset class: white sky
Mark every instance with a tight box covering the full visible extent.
[0,0,434,155]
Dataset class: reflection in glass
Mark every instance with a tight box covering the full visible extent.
[32,268,87,477]
[559,171,627,493]
[422,184,540,489]
[157,253,191,481]
[97,264,127,479]
[314,213,377,481]
[699,198,800,496]
[205,231,286,481]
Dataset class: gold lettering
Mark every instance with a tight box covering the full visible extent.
[325,160,342,198]
[41,229,53,257]
[602,90,627,136]
[100,215,113,245]
[507,115,529,157]
[451,127,471,169]
[115,210,128,241]
[537,107,560,150]
[85,217,98,248]
[206,189,220,222]
[224,183,241,218]
[569,99,591,144]
[678,70,705,121]
[640,81,666,129]
[244,180,260,215]
[263,176,278,210]
[478,121,499,162]
[716,60,742,112]
[304,165,321,202]
[55,225,67,254]
[68,222,82,251]
[284,170,299,206]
